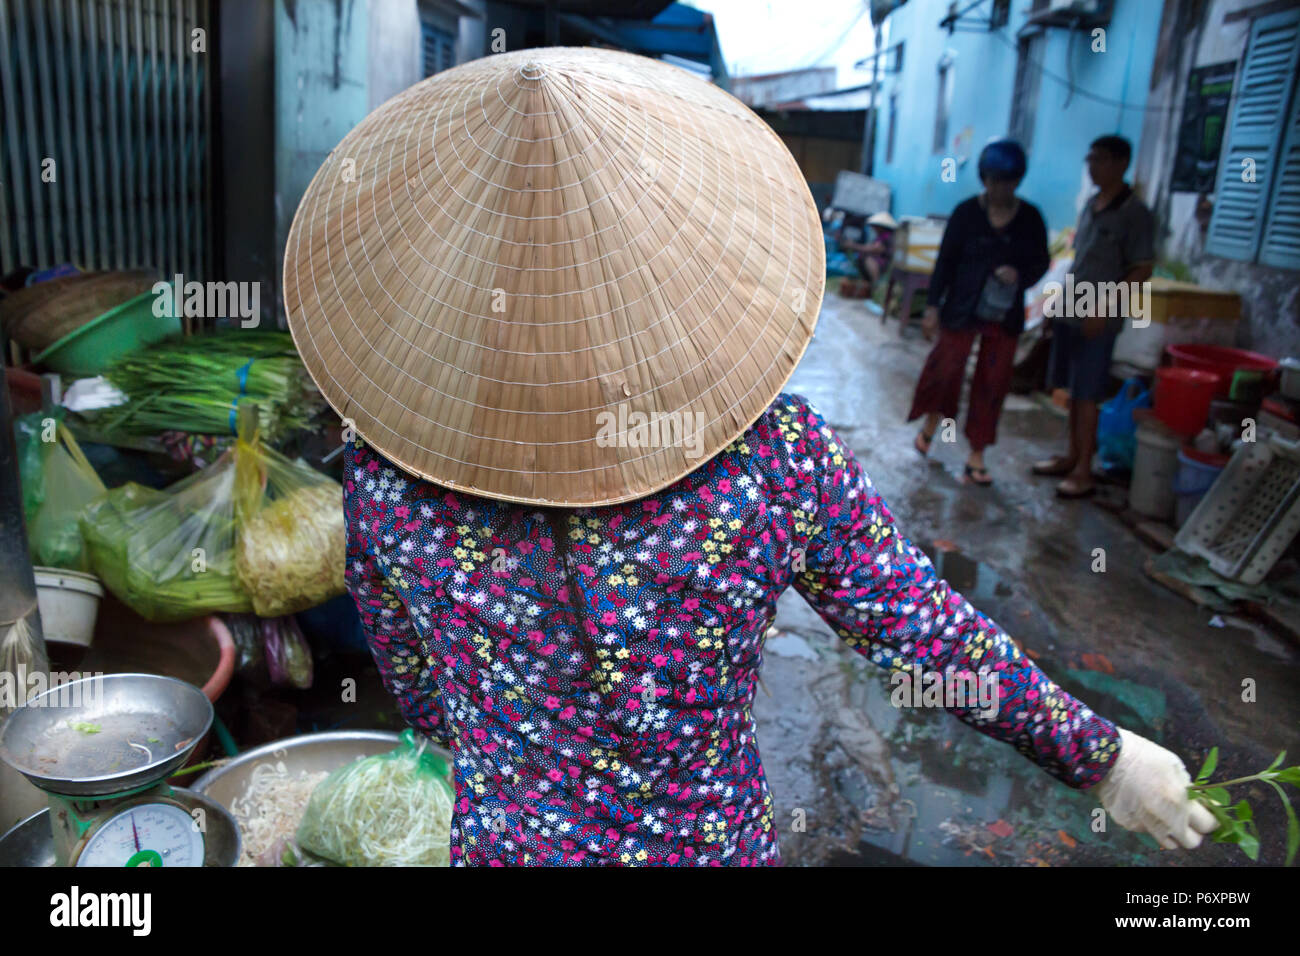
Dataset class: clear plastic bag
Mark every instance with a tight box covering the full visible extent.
[233,419,344,617]
[295,729,455,867]
[80,450,252,621]
[261,615,313,689]
[13,411,54,527]
[79,409,343,621]
[28,424,106,572]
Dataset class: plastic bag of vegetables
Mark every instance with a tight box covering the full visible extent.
[80,448,252,621]
[262,615,313,688]
[221,613,313,688]
[296,729,455,867]
[80,406,343,621]
[232,416,344,617]
[17,415,106,572]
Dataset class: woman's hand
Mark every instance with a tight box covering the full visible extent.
[921,306,940,342]
[993,265,1019,285]
[1095,727,1219,849]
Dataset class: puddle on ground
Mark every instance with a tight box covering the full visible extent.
[759,541,1259,868]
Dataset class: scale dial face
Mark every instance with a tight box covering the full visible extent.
[76,802,205,867]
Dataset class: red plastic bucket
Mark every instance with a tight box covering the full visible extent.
[1154,367,1220,436]
[1166,344,1277,397]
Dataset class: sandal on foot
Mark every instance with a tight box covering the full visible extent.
[1032,456,1076,477]
[963,464,993,486]
[1055,476,1095,498]
[915,428,936,456]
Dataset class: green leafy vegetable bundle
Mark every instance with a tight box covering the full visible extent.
[1190,748,1300,865]
[95,331,323,443]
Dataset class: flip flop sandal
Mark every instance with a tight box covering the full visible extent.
[1031,457,1077,477]
[1056,479,1096,499]
[963,464,993,486]
[915,429,935,456]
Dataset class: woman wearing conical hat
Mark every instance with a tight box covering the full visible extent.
[284,48,1213,866]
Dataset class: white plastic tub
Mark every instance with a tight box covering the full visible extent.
[1130,420,1180,520]
[33,567,103,647]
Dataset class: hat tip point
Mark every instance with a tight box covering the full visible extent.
[518,60,547,82]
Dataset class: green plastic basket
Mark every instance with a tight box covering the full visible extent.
[33,291,180,376]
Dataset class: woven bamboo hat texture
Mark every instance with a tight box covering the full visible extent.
[283,46,824,507]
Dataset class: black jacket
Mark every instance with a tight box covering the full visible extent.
[928,196,1050,336]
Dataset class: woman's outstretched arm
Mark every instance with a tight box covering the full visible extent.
[786,398,1119,787]
[781,395,1215,847]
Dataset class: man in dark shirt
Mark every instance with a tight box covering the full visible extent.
[1033,135,1155,497]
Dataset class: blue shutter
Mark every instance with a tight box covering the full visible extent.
[1205,8,1300,262]
[421,21,456,78]
[1260,67,1300,268]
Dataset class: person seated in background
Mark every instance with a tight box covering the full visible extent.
[838,211,898,293]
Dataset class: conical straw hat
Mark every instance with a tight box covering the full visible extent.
[284,46,824,507]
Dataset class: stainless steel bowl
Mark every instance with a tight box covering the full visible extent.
[0,811,56,867]
[0,673,213,796]
[192,730,421,810]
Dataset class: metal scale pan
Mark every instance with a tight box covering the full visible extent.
[0,673,212,796]
[0,673,238,867]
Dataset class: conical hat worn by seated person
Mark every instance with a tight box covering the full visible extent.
[283,46,824,507]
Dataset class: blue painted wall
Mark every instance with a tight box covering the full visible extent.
[275,0,371,268]
[872,0,1163,232]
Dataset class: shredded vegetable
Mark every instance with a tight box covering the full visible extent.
[296,731,454,867]
[236,484,344,617]
[228,760,330,868]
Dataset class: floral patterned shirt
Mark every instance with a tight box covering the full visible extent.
[343,393,1120,866]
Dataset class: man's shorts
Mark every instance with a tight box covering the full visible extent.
[1048,321,1118,402]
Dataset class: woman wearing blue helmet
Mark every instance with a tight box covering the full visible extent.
[908,139,1050,485]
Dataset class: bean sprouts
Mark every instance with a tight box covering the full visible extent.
[127,740,152,762]
[295,742,453,867]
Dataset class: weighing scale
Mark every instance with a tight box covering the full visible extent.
[0,673,240,867]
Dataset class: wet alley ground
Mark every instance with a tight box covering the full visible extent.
[755,291,1300,867]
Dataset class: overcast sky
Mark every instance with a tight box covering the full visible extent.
[682,0,877,83]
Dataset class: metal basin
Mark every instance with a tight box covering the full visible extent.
[191,730,414,809]
[0,673,213,796]
[0,811,57,867]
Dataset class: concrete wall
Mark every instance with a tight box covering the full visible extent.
[273,0,439,315]
[871,0,1163,232]
[457,0,488,66]
[274,0,370,315]
[369,0,423,110]
[1134,0,1300,358]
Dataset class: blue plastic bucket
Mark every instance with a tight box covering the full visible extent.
[1173,448,1227,528]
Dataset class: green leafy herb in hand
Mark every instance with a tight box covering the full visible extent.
[1188,748,1300,865]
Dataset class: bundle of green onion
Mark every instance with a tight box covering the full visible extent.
[80,457,254,621]
[96,332,322,442]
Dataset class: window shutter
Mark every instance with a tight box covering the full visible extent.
[1260,66,1300,268]
[1205,8,1300,262]
[421,20,456,78]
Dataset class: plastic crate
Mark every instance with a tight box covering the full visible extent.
[1173,434,1300,585]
